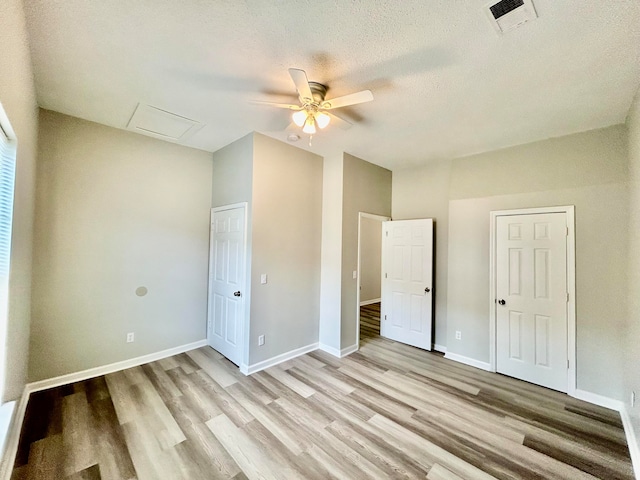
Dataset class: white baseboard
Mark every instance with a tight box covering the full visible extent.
[319,343,358,358]
[433,344,447,354]
[28,339,208,393]
[243,343,318,375]
[319,343,340,357]
[340,344,358,357]
[620,406,640,480]
[444,352,492,372]
[0,388,30,480]
[359,298,381,306]
[572,389,624,412]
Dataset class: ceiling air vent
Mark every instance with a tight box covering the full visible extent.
[485,0,537,34]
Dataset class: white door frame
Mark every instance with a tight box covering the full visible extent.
[489,205,576,395]
[207,202,250,370]
[356,212,390,350]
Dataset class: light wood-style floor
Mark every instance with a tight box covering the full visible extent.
[360,302,381,339]
[11,310,634,479]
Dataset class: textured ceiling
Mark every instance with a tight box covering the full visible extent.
[22,0,640,170]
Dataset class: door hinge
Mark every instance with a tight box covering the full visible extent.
[384,314,387,320]
[385,273,388,279]
[567,359,570,369]
[567,292,569,302]
[385,231,388,237]
[566,227,569,237]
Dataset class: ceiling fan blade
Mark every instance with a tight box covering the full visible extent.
[288,68,314,103]
[327,112,352,130]
[250,100,301,110]
[322,90,373,110]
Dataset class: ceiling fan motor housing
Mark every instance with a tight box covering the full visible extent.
[308,82,328,105]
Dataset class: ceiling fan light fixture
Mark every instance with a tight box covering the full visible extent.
[302,116,316,135]
[316,112,331,129]
[292,110,307,127]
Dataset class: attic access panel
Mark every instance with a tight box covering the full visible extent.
[127,104,203,140]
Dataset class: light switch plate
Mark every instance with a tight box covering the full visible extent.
[260,274,267,284]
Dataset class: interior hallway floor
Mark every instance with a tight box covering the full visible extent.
[10,321,635,479]
[360,302,381,340]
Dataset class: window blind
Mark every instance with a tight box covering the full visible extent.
[0,120,15,402]
[0,126,15,281]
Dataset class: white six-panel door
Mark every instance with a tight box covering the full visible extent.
[381,219,433,350]
[496,213,568,392]
[208,205,246,366]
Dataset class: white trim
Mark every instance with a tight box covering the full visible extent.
[211,202,248,212]
[0,401,16,476]
[28,340,207,393]
[0,388,29,480]
[0,102,17,406]
[620,406,640,479]
[0,101,16,142]
[433,344,447,354]
[571,389,624,412]
[319,343,341,357]
[319,343,359,358]
[444,352,492,372]
[207,203,249,367]
[242,343,318,375]
[359,298,381,306]
[340,344,358,357]
[489,206,576,394]
[356,212,390,351]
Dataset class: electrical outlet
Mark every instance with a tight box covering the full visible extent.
[258,335,265,346]
[632,391,636,408]
[455,331,462,340]
[352,270,357,279]
[126,332,135,343]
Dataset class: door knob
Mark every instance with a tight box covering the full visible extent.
[233,291,241,297]
[498,299,506,306]
[424,287,431,293]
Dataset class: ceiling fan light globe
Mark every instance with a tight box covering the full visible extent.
[302,117,316,135]
[292,110,307,127]
[316,112,330,129]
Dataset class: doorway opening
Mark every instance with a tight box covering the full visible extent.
[356,213,389,348]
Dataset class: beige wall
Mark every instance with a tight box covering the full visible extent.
[211,133,322,367]
[341,154,391,348]
[30,111,213,381]
[359,216,382,303]
[393,125,629,399]
[249,134,323,365]
[392,159,452,348]
[625,90,640,445]
[0,0,39,401]
[211,134,253,208]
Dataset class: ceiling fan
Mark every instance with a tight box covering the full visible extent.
[253,68,373,135]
